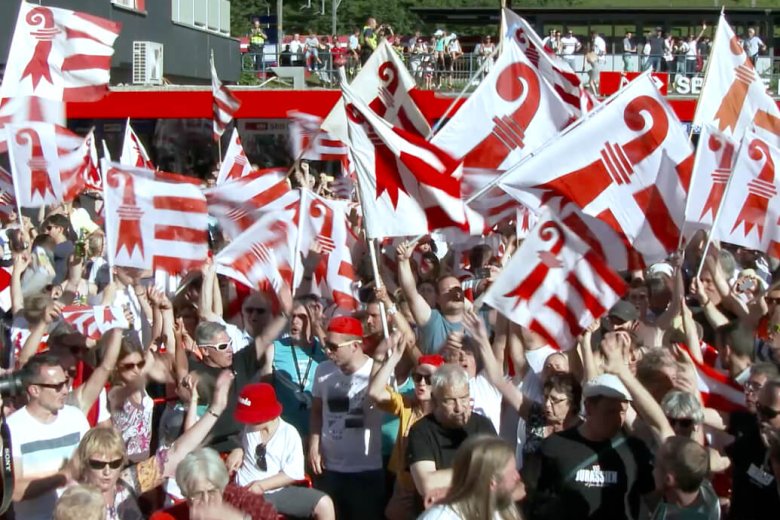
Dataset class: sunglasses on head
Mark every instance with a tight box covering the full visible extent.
[201,342,231,352]
[32,379,69,392]
[255,443,268,471]
[666,417,695,429]
[119,360,146,372]
[758,404,780,420]
[87,458,123,470]
[412,373,432,385]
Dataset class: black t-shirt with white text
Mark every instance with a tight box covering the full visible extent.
[530,426,655,520]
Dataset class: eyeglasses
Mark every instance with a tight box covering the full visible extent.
[255,443,268,471]
[412,373,432,385]
[757,404,780,420]
[119,360,146,372]
[200,342,231,352]
[545,395,569,406]
[666,417,695,429]
[745,381,764,394]
[32,379,69,392]
[324,340,360,353]
[244,307,268,315]
[87,458,124,470]
[188,487,221,504]
[767,297,780,305]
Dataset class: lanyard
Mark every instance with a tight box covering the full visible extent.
[290,343,315,393]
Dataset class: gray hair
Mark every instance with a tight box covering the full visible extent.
[751,362,780,380]
[195,321,227,346]
[661,390,704,424]
[431,363,470,399]
[175,448,229,497]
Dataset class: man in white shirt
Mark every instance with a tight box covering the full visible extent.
[560,30,581,70]
[309,316,385,520]
[289,34,303,66]
[623,31,636,72]
[744,27,766,66]
[8,353,90,520]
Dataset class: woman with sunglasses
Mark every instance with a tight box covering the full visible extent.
[367,333,443,520]
[73,370,234,520]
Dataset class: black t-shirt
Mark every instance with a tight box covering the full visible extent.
[406,412,496,471]
[53,240,74,284]
[726,415,780,520]
[190,345,261,452]
[530,426,654,520]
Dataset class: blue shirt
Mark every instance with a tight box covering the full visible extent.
[417,309,464,354]
[272,336,327,436]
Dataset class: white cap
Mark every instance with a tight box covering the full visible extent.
[583,374,632,401]
[647,262,674,278]
[434,29,444,37]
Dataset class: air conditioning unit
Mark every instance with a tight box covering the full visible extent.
[132,41,164,85]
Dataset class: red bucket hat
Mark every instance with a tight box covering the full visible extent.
[235,383,283,424]
[418,354,445,368]
[327,316,363,337]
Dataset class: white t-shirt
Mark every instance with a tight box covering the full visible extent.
[521,345,556,404]
[419,504,505,519]
[311,357,383,472]
[470,372,502,434]
[560,35,579,55]
[236,419,305,491]
[7,405,90,520]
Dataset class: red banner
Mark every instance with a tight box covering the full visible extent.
[600,71,669,97]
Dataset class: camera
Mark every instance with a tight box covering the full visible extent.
[0,371,26,398]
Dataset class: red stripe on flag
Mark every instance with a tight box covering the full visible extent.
[63,85,110,103]
[529,319,561,351]
[633,184,680,253]
[154,225,206,243]
[73,12,123,35]
[567,272,607,318]
[61,55,112,72]
[583,250,628,296]
[153,196,208,213]
[154,255,206,274]
[546,295,582,339]
[248,180,290,208]
[337,260,355,279]
[155,170,202,185]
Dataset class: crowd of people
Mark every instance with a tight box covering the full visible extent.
[1,160,780,520]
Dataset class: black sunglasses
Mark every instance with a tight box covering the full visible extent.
[255,443,268,471]
[758,405,780,420]
[32,379,69,392]
[87,458,123,470]
[119,360,146,371]
[666,417,695,429]
[244,307,268,315]
[412,373,432,385]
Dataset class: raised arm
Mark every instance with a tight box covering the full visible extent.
[253,285,292,363]
[10,252,30,316]
[199,261,220,322]
[396,241,432,326]
[368,332,404,408]
[19,302,62,367]
[73,327,123,413]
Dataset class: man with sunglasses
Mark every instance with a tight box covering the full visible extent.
[7,352,91,520]
[727,378,780,519]
[309,316,385,520]
[40,214,74,285]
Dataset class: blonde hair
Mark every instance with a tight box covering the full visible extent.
[54,485,106,520]
[74,427,127,481]
[442,435,522,520]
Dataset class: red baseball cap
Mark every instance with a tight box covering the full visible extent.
[234,383,283,424]
[418,354,445,368]
[327,316,363,337]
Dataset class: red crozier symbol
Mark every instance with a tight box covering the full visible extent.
[108,169,145,259]
[367,62,419,134]
[16,127,55,201]
[731,139,776,241]
[714,36,755,133]
[699,134,735,221]
[227,137,248,180]
[230,221,287,278]
[21,7,60,89]
[466,61,541,169]
[309,199,335,284]
[503,221,564,308]
[537,95,669,209]
[514,28,540,66]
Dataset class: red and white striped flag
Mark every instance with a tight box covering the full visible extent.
[0,1,121,102]
[205,169,297,239]
[6,122,91,207]
[288,110,350,162]
[0,96,65,153]
[120,120,154,170]
[482,209,627,350]
[82,129,102,191]
[61,305,129,340]
[216,128,251,184]
[343,82,484,239]
[103,162,209,273]
[677,343,746,413]
[0,167,17,221]
[211,55,241,141]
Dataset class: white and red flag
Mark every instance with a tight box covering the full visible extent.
[711,130,780,258]
[343,82,484,238]
[0,167,17,221]
[498,74,694,267]
[6,122,91,207]
[461,171,528,230]
[206,169,297,239]
[216,128,252,184]
[61,305,129,340]
[693,12,780,143]
[0,96,65,153]
[677,343,746,413]
[481,209,627,350]
[288,110,350,161]
[685,124,738,231]
[322,39,430,142]
[503,8,596,117]
[431,20,575,173]
[103,162,209,273]
[82,129,102,191]
[120,120,155,170]
[211,55,241,141]
[0,1,121,102]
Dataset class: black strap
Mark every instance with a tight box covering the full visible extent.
[0,407,14,515]
[290,343,315,393]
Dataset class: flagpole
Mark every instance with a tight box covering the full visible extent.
[688,11,722,140]
[99,159,115,284]
[291,187,307,291]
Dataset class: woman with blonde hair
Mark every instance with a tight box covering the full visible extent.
[419,435,524,520]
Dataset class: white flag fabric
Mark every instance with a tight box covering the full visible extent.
[62,305,129,340]
[693,13,780,143]
[322,40,430,142]
[288,110,350,162]
[6,122,90,207]
[0,1,121,102]
[431,29,575,173]
[0,96,65,153]
[685,124,738,231]
[343,81,484,239]
[103,162,209,273]
[216,128,252,184]
[499,74,694,266]
[461,171,523,229]
[482,209,627,350]
[120,120,154,170]
[0,167,17,221]
[711,130,780,258]
[211,56,241,141]
[503,8,596,116]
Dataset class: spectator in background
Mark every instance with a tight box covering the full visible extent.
[646,26,664,72]
[289,34,303,67]
[347,28,361,77]
[360,17,378,64]
[560,29,581,71]
[445,33,463,89]
[41,213,74,285]
[744,27,766,67]
[475,35,496,80]
[248,18,267,71]
[542,29,560,54]
[623,31,636,72]
[304,30,321,72]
